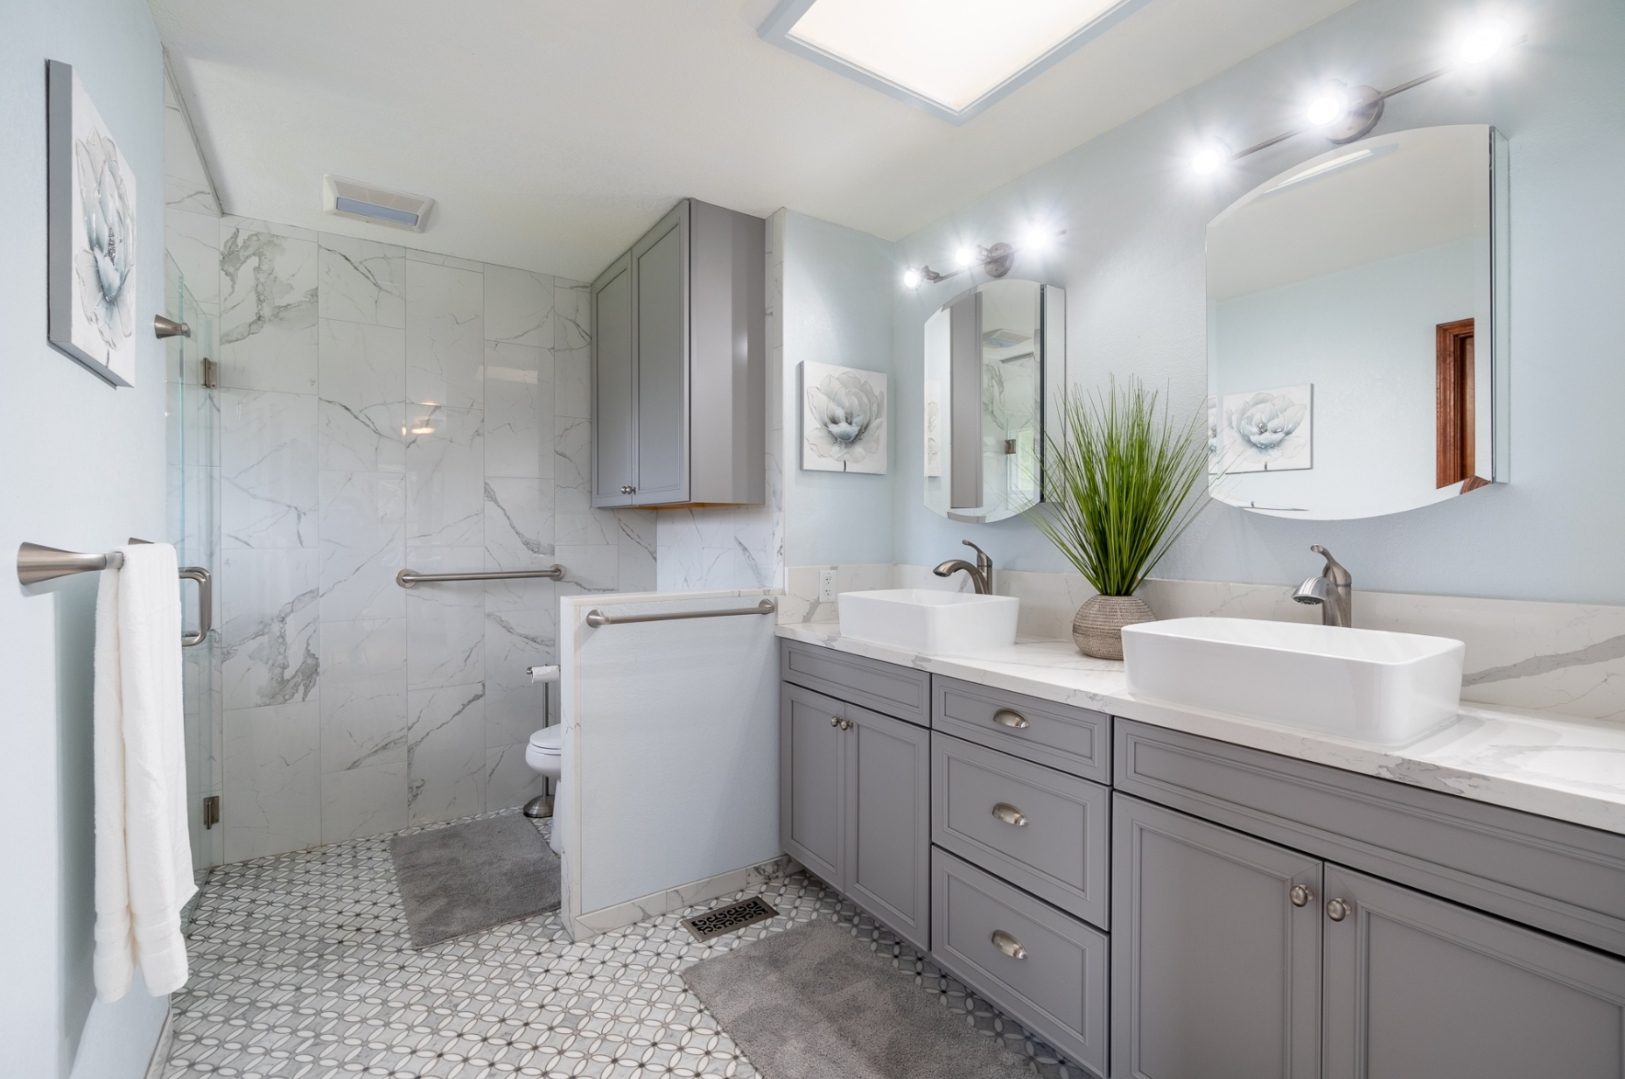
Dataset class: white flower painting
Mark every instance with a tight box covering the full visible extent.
[1220,384,1313,473]
[47,61,138,386]
[802,362,887,474]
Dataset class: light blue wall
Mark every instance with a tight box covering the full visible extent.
[0,0,171,1076]
[783,212,898,566]
[889,0,1625,603]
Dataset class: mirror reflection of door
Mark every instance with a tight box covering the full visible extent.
[1435,317,1485,490]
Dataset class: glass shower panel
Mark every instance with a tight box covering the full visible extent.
[165,254,222,870]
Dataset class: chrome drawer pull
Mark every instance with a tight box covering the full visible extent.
[992,708,1029,729]
[991,802,1028,827]
[991,930,1027,960]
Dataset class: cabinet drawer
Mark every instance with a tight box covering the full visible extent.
[780,640,929,726]
[1116,719,1625,958]
[933,676,1109,782]
[931,848,1108,1076]
[932,734,1110,928]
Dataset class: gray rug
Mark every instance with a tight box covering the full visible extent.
[681,919,1036,1079]
[389,814,560,948]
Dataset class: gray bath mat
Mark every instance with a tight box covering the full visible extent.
[681,919,1037,1079]
[389,814,560,948]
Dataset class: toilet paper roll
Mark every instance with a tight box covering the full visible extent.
[528,664,561,684]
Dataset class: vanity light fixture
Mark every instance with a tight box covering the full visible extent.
[1187,8,1525,177]
[902,226,1064,289]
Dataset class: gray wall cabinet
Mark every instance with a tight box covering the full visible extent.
[590,198,764,508]
[777,676,931,951]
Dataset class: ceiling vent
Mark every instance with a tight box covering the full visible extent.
[322,175,434,232]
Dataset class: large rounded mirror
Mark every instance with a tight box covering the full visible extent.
[923,279,1065,524]
[1206,124,1508,519]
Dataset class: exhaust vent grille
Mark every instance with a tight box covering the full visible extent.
[322,175,434,232]
[680,896,778,942]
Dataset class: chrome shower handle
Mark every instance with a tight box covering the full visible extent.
[180,566,211,647]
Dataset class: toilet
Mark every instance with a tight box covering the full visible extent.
[524,726,563,854]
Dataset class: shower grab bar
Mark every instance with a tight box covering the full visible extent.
[396,565,564,588]
[17,541,213,648]
[584,598,777,628]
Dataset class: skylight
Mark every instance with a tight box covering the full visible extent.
[760,0,1138,123]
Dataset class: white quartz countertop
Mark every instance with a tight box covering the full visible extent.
[776,621,1625,837]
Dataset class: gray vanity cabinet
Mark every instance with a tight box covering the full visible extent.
[778,671,931,951]
[1322,866,1625,1079]
[590,197,764,509]
[1112,794,1323,1079]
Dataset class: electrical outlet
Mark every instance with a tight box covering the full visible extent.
[818,569,837,603]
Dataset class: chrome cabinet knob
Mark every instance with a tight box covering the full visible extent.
[830,715,840,728]
[1326,897,1351,922]
[992,708,1029,729]
[840,718,854,731]
[1289,884,1314,908]
[620,484,634,495]
[991,930,1027,960]
[991,802,1028,827]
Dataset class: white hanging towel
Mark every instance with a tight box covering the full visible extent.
[93,542,196,1001]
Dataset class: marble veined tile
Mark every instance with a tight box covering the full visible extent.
[222,701,321,861]
[318,319,405,473]
[220,389,318,550]
[405,260,484,410]
[164,209,221,313]
[617,510,658,593]
[404,405,485,547]
[406,683,487,824]
[484,265,553,348]
[320,761,407,844]
[318,470,405,622]
[484,477,554,571]
[220,549,320,711]
[554,281,592,421]
[484,606,557,748]
[404,546,485,690]
[318,617,407,774]
[220,223,319,394]
[484,341,551,480]
[485,743,546,813]
[319,234,405,327]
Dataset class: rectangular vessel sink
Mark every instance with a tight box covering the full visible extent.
[838,589,1018,656]
[1121,617,1465,745]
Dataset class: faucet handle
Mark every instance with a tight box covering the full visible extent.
[1310,544,1351,585]
[962,539,991,563]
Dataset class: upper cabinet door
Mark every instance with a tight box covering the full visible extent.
[1112,795,1323,1079]
[1322,865,1625,1079]
[590,253,635,508]
[630,202,690,506]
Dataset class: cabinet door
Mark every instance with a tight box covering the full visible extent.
[1323,865,1625,1079]
[590,252,635,507]
[630,202,689,505]
[843,704,930,951]
[1113,795,1322,1079]
[779,684,844,885]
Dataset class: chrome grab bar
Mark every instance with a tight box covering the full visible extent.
[17,540,212,648]
[584,598,777,628]
[396,565,564,588]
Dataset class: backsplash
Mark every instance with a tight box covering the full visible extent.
[783,565,1625,727]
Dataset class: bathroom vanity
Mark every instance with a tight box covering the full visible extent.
[778,631,1625,1079]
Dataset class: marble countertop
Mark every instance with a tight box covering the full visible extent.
[776,621,1625,837]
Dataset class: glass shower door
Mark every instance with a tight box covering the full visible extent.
[165,256,222,870]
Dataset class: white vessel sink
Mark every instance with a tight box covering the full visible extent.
[1121,617,1465,745]
[838,589,1019,656]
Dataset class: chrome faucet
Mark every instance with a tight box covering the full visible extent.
[933,540,994,595]
[1293,544,1353,627]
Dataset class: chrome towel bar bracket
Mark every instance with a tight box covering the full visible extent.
[584,598,777,628]
[396,565,565,587]
[17,541,212,647]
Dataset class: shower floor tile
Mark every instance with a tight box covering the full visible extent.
[163,809,1088,1078]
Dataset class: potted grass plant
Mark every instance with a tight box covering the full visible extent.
[1029,378,1211,659]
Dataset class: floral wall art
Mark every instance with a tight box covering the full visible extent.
[47,61,138,386]
[802,361,887,474]
[1220,384,1313,473]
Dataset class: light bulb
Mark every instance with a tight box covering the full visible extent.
[1452,14,1519,67]
[1189,138,1231,177]
[1304,83,1349,127]
[954,245,976,270]
[901,267,922,289]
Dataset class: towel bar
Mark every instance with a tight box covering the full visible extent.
[17,541,212,648]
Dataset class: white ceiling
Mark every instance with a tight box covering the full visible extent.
[151,0,1357,281]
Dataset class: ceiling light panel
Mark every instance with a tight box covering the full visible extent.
[761,0,1141,123]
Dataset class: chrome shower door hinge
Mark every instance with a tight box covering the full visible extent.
[201,357,220,389]
[202,794,221,830]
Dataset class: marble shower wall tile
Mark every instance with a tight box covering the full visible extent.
[220,549,320,711]
[485,265,553,348]
[220,389,319,549]
[484,477,554,570]
[318,319,406,474]
[485,743,547,813]
[406,683,487,824]
[319,234,406,327]
[318,470,405,623]
[320,761,408,844]
[222,702,321,862]
[220,219,319,393]
[318,618,408,773]
[554,280,592,421]
[404,545,486,690]
[485,341,550,479]
[405,405,485,546]
[484,606,557,749]
[406,260,484,409]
